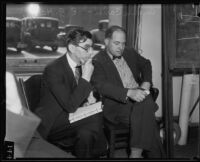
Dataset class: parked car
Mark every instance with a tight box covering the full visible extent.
[21,17,59,51]
[6,17,26,52]
[57,24,83,47]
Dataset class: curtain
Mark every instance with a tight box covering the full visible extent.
[122,4,141,51]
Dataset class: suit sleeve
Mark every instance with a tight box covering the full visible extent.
[135,50,152,85]
[91,60,128,103]
[43,65,93,113]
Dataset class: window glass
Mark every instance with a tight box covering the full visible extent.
[6,4,110,74]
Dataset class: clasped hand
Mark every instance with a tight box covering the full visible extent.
[127,88,149,102]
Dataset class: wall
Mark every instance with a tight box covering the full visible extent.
[140,4,162,117]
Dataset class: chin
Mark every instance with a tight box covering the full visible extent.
[81,60,87,65]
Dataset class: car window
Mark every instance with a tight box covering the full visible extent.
[40,23,45,28]
[28,22,32,28]
[34,24,37,29]
[47,21,52,28]
[6,4,111,75]
[10,22,15,28]
[6,22,9,27]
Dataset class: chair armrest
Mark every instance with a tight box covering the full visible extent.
[150,87,159,101]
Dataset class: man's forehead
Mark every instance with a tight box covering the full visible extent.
[112,30,125,38]
[111,31,126,42]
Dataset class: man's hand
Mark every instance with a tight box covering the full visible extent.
[83,91,97,106]
[140,82,151,90]
[127,88,149,102]
[81,58,94,82]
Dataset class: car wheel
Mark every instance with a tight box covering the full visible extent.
[51,46,58,51]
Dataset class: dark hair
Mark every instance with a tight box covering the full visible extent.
[65,29,92,52]
[105,25,126,39]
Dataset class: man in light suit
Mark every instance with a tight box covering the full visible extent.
[35,29,107,158]
[91,26,165,158]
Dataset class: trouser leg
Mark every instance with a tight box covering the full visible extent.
[74,113,107,158]
[74,128,95,158]
[48,113,107,158]
[145,118,166,158]
[129,95,158,150]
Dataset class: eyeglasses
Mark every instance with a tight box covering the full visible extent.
[76,45,92,53]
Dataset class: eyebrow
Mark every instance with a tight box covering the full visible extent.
[113,41,125,44]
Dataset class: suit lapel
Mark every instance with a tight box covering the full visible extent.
[123,49,137,81]
[60,55,77,89]
[101,51,124,87]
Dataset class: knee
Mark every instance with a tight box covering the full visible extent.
[133,96,158,116]
[142,95,159,113]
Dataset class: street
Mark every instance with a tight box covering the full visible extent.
[6,46,67,59]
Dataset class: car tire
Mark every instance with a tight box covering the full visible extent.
[51,46,58,51]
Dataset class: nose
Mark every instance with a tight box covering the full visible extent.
[118,43,124,50]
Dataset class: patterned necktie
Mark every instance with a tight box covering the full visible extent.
[113,57,139,88]
[75,66,82,83]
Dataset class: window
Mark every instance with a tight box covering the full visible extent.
[6,4,113,75]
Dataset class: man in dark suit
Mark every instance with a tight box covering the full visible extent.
[91,25,165,158]
[34,29,107,158]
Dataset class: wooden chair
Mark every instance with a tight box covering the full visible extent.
[104,87,159,158]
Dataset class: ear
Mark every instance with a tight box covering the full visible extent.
[68,44,75,53]
[104,38,109,46]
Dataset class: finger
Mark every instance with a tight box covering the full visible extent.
[86,58,93,64]
[140,90,147,96]
[138,94,146,101]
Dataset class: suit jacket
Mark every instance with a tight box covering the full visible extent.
[91,47,152,124]
[35,55,93,139]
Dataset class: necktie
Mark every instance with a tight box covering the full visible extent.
[75,66,82,83]
[112,55,122,60]
[113,57,139,88]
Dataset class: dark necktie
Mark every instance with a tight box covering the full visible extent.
[112,55,122,60]
[75,66,82,83]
